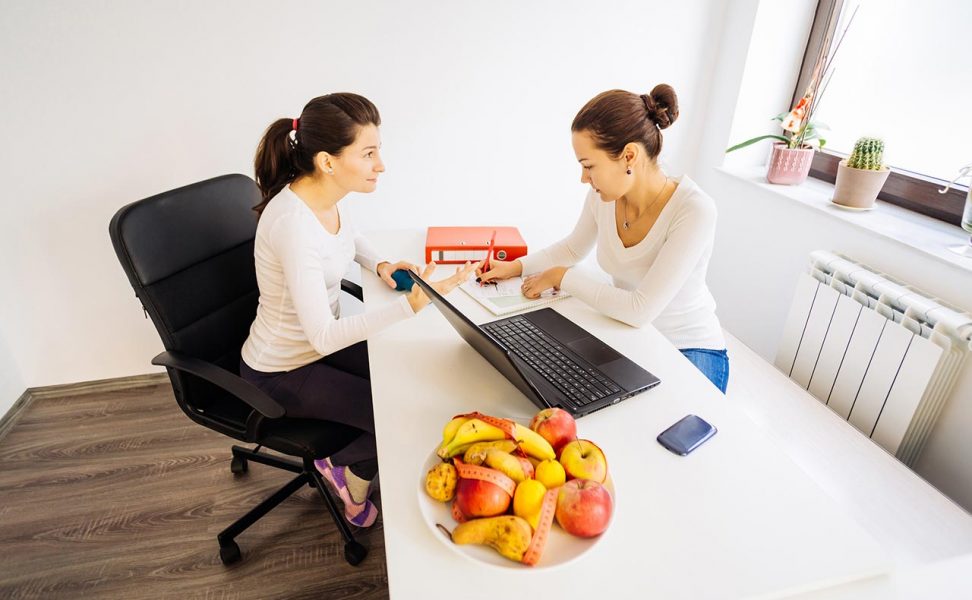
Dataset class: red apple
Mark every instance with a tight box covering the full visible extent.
[529,407,577,452]
[558,439,608,483]
[454,477,511,518]
[555,479,613,538]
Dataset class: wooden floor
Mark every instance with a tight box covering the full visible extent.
[0,382,389,599]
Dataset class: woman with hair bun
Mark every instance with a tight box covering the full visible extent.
[241,93,476,527]
[479,85,729,393]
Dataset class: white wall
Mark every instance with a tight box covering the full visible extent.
[0,323,24,408]
[0,0,722,415]
[5,0,968,513]
[691,0,972,511]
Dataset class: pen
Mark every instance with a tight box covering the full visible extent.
[477,230,497,286]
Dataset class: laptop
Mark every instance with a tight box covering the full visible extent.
[408,271,660,418]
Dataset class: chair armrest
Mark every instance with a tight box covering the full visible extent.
[341,278,363,301]
[152,351,285,419]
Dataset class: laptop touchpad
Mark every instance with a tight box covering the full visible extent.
[567,337,623,366]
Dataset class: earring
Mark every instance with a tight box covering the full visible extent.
[326,168,334,175]
[626,168,632,175]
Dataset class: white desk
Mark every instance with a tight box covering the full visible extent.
[361,230,972,599]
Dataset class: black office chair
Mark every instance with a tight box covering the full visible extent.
[109,174,369,566]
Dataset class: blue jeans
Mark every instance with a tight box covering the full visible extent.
[680,348,730,394]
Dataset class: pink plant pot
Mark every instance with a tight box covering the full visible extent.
[766,143,814,185]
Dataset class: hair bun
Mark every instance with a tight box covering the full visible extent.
[645,84,679,130]
[640,94,655,115]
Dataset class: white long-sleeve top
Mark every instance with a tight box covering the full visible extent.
[241,186,414,372]
[518,175,725,350]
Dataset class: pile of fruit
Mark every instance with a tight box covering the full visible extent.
[424,407,613,566]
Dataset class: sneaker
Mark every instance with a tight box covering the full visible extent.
[314,458,378,528]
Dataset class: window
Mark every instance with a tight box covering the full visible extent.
[795,0,971,224]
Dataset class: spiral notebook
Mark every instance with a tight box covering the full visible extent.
[459,277,569,316]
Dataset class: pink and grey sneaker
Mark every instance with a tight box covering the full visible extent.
[314,458,378,528]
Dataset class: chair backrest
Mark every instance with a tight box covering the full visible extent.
[110,174,262,432]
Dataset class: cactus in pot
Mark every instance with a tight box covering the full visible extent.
[832,136,890,209]
[846,137,885,170]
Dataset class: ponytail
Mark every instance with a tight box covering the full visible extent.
[253,118,300,216]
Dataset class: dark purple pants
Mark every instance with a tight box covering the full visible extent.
[240,341,378,479]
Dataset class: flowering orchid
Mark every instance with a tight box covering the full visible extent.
[726,4,858,155]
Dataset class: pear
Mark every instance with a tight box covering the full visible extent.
[484,449,530,483]
[425,462,458,502]
[462,440,518,465]
[448,515,533,562]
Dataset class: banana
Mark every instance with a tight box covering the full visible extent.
[449,515,533,563]
[425,462,458,502]
[442,442,480,459]
[513,423,556,460]
[436,418,507,458]
[442,416,470,445]
[462,440,519,465]
[484,449,530,483]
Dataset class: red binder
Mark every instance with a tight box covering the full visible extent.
[425,226,528,264]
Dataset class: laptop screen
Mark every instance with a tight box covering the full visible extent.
[406,271,551,410]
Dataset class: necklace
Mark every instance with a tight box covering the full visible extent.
[622,177,670,230]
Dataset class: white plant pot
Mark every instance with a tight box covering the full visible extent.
[832,160,890,209]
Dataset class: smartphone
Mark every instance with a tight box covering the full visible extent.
[657,414,717,456]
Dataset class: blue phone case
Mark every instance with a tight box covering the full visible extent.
[657,414,717,456]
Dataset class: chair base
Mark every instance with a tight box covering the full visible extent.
[216,445,368,566]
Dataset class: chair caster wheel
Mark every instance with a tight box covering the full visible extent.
[219,541,242,565]
[230,456,248,474]
[344,540,367,566]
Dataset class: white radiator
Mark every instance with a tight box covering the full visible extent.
[775,251,972,465]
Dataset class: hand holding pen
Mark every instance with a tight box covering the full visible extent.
[476,230,498,287]
[476,258,524,285]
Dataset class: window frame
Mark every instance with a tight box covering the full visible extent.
[795,0,968,226]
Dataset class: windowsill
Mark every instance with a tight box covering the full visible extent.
[716,165,972,275]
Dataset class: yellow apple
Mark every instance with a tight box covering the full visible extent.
[558,439,608,483]
[535,459,566,488]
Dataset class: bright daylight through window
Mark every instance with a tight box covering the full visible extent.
[813,0,971,183]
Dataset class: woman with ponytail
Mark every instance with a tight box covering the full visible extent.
[479,85,729,393]
[241,93,476,527]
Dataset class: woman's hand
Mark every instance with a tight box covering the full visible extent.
[377,260,420,289]
[477,258,523,284]
[521,266,567,299]
[406,261,479,313]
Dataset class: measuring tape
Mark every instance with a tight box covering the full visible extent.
[522,487,560,566]
[453,458,517,497]
[455,411,518,441]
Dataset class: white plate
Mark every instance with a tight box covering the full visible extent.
[417,450,615,570]
[829,199,875,211]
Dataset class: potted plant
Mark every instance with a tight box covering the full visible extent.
[831,137,890,209]
[940,163,972,257]
[725,106,828,185]
[726,5,859,185]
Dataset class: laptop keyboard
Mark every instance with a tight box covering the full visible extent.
[484,316,622,406]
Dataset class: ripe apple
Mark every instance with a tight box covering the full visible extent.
[555,479,613,538]
[529,408,577,452]
[558,439,607,483]
[454,477,511,518]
